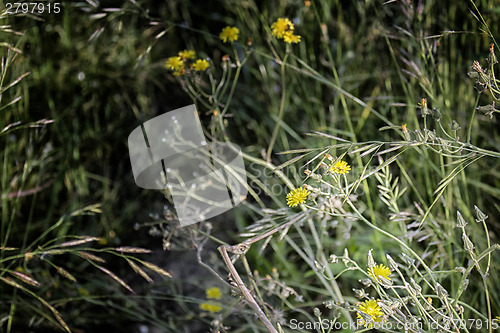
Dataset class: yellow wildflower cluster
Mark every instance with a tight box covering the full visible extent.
[165,49,210,76]
[357,299,384,327]
[271,18,301,44]
[286,187,310,207]
[200,286,222,313]
[368,264,391,282]
[219,26,239,43]
[330,160,351,174]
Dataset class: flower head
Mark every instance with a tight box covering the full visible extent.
[357,299,384,327]
[330,160,351,174]
[220,26,239,43]
[192,59,210,71]
[165,56,184,71]
[283,31,301,44]
[271,18,301,44]
[178,49,196,60]
[206,287,221,300]
[200,302,222,313]
[368,264,391,282]
[472,60,483,73]
[286,187,310,207]
[418,98,429,116]
[271,18,294,38]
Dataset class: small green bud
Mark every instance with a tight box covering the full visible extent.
[435,282,449,300]
[456,211,467,228]
[386,254,398,271]
[462,233,475,253]
[450,120,461,131]
[431,107,441,121]
[488,43,497,65]
[474,205,488,223]
[367,249,376,268]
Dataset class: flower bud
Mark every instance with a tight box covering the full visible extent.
[456,211,467,228]
[474,205,488,223]
[462,233,475,253]
[488,43,497,65]
[367,249,376,268]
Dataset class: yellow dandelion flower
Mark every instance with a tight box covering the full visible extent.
[200,302,222,313]
[368,264,391,282]
[286,187,310,207]
[283,31,301,44]
[192,59,210,71]
[271,18,294,39]
[178,49,196,60]
[206,287,221,300]
[330,160,351,174]
[165,56,184,71]
[357,299,384,328]
[219,26,239,43]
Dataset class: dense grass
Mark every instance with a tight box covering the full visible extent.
[1,0,500,332]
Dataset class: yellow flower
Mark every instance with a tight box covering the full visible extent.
[192,59,210,71]
[219,26,239,43]
[357,299,384,328]
[271,18,294,38]
[368,264,391,282]
[165,56,184,71]
[283,31,301,44]
[178,49,196,60]
[330,160,351,174]
[200,302,222,313]
[286,187,310,207]
[206,287,221,300]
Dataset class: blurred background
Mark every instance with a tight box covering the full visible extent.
[1,0,499,332]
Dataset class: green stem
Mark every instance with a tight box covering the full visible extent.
[266,50,289,162]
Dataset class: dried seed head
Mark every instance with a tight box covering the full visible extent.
[472,60,483,73]
[456,211,467,228]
